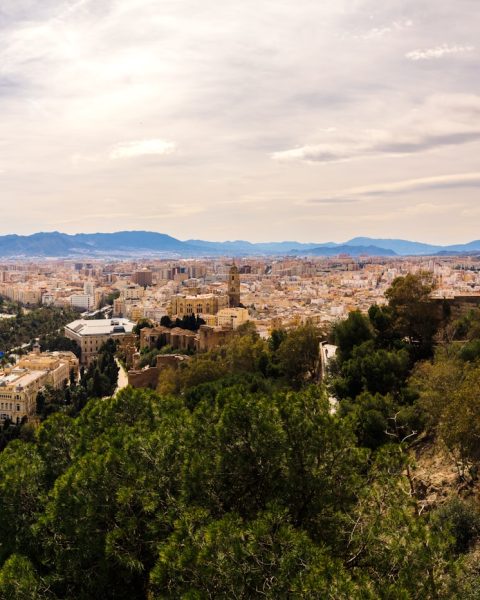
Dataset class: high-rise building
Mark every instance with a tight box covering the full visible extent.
[84,281,95,296]
[228,264,240,308]
[134,269,153,287]
[70,294,95,311]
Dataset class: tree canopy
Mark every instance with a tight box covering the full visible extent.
[0,280,479,598]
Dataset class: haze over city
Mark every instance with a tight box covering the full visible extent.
[1,0,479,242]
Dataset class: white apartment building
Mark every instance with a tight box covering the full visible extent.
[70,294,95,311]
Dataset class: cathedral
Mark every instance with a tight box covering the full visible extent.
[228,264,240,308]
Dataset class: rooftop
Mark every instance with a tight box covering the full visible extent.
[65,318,135,337]
[0,369,47,389]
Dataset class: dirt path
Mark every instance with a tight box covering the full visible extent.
[114,358,129,395]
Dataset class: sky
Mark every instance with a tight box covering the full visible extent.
[0,0,479,243]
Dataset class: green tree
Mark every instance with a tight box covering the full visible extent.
[332,340,410,399]
[149,507,360,600]
[385,272,440,357]
[132,318,153,335]
[183,390,286,517]
[0,554,46,600]
[0,441,46,562]
[275,387,368,546]
[333,311,373,362]
[36,414,76,485]
[346,446,455,598]
[276,323,321,386]
[159,315,172,328]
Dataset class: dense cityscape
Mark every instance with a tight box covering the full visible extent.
[1,0,480,596]
[2,252,480,426]
[2,248,480,596]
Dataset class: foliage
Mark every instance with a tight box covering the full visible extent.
[384,272,440,358]
[104,290,120,306]
[160,314,205,331]
[39,334,81,358]
[331,340,410,399]
[149,507,358,599]
[0,306,78,352]
[435,498,480,554]
[333,310,374,361]
[35,339,119,422]
[411,355,480,470]
[0,305,477,597]
[132,318,154,335]
[0,376,462,598]
[0,554,46,600]
[328,273,446,455]
[156,322,323,395]
[275,322,321,386]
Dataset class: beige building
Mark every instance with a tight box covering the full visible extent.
[126,304,145,322]
[65,318,135,365]
[121,285,144,301]
[0,284,41,306]
[113,297,126,317]
[0,369,48,423]
[216,307,249,329]
[17,350,79,388]
[197,325,234,352]
[170,293,228,317]
[140,326,197,352]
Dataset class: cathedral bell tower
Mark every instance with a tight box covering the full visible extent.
[228,264,240,308]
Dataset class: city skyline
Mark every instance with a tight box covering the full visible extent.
[1,0,479,243]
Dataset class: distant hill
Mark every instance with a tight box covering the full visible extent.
[293,244,397,257]
[185,239,322,254]
[0,231,479,257]
[344,237,443,256]
[444,240,480,253]
[0,231,204,257]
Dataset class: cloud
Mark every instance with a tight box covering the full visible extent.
[109,139,176,160]
[406,44,475,61]
[351,201,462,224]
[0,0,479,242]
[272,94,480,163]
[309,172,480,203]
[359,19,413,40]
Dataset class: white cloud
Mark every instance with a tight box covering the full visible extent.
[0,0,479,241]
[360,19,413,40]
[109,139,176,160]
[406,44,475,61]
[272,94,480,163]
[309,172,480,203]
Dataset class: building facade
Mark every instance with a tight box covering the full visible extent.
[228,264,241,308]
[170,293,228,317]
[0,369,48,423]
[65,318,135,365]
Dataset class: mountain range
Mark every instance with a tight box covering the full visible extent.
[1,231,480,258]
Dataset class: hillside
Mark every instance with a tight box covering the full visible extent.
[2,276,480,598]
[2,231,480,257]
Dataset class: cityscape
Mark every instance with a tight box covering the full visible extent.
[1,0,480,597]
[2,249,480,425]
